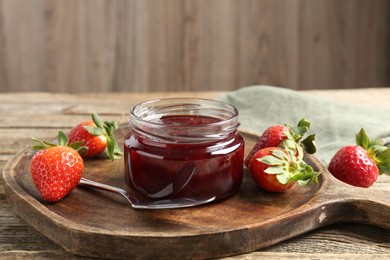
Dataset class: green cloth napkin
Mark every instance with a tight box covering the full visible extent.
[218,85,390,164]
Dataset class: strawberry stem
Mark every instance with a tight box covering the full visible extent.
[84,112,123,160]
[283,118,317,155]
[355,128,390,175]
[259,148,320,186]
[32,131,88,153]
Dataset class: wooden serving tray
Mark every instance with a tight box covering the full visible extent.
[3,127,390,259]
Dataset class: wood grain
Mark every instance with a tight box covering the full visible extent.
[3,129,390,259]
[0,0,389,93]
[0,90,390,259]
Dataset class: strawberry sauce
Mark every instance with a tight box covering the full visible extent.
[124,114,244,202]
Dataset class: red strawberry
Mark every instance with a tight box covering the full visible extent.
[328,129,390,188]
[30,131,85,202]
[249,147,320,192]
[68,112,123,160]
[245,118,316,167]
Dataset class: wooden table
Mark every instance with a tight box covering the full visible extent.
[1,88,390,259]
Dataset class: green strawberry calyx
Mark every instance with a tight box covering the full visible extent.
[258,148,321,186]
[32,131,88,154]
[281,118,317,156]
[356,128,390,175]
[83,112,123,161]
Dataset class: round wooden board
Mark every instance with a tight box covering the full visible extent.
[3,126,390,259]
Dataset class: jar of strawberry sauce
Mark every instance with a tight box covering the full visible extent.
[124,98,244,203]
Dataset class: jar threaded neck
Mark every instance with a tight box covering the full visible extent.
[130,98,240,144]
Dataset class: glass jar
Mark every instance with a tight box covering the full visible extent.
[124,98,244,204]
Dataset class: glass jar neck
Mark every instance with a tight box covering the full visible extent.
[129,98,240,144]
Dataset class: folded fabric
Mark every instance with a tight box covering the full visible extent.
[218,85,390,164]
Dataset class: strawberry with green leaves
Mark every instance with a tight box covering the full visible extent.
[245,118,316,167]
[68,112,123,160]
[328,128,390,188]
[249,147,320,192]
[30,131,86,202]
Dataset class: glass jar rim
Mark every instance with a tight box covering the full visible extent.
[129,98,240,143]
[130,97,238,127]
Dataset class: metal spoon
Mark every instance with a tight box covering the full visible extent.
[78,178,215,209]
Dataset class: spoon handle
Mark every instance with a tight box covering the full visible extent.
[78,177,215,209]
[78,178,140,206]
[79,178,125,193]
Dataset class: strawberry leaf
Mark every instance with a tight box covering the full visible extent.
[113,121,119,129]
[41,140,56,147]
[291,126,309,139]
[301,134,316,154]
[297,178,311,186]
[276,172,290,184]
[106,137,115,161]
[58,131,69,146]
[112,138,124,155]
[297,118,311,129]
[258,155,284,166]
[271,149,288,160]
[378,161,390,175]
[291,164,320,186]
[282,139,297,151]
[104,120,123,159]
[371,138,385,146]
[356,128,370,149]
[32,131,87,152]
[384,137,390,147]
[295,144,305,159]
[284,130,294,140]
[264,166,284,174]
[84,126,104,136]
[376,147,390,162]
[68,140,86,150]
[370,145,388,154]
[32,145,46,150]
[32,138,56,148]
[92,112,104,129]
[104,121,119,130]
[77,146,89,155]
[290,118,311,139]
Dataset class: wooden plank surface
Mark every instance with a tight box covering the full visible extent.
[3,128,390,259]
[0,0,389,93]
[0,89,390,259]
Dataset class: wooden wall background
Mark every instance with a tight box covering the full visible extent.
[0,0,389,93]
